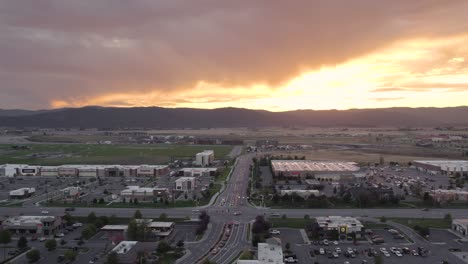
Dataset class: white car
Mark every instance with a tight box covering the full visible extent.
[284,257,298,263]
[319,248,325,255]
[233,211,241,216]
[383,251,390,257]
[39,237,46,242]
[41,210,49,214]
[395,251,403,257]
[336,247,341,254]
[270,229,280,235]
[55,233,65,238]
[72,223,83,227]
[333,240,339,245]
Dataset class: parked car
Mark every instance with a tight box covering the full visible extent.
[41,210,49,214]
[270,229,281,235]
[55,233,65,238]
[72,223,83,227]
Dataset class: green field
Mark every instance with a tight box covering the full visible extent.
[0,144,233,165]
[269,218,314,229]
[389,217,451,229]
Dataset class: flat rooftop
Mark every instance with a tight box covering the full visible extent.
[316,216,363,228]
[3,216,56,226]
[414,160,468,169]
[271,160,359,172]
[112,241,138,254]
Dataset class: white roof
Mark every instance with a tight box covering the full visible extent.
[148,222,174,228]
[112,241,138,254]
[3,215,56,226]
[316,216,363,228]
[414,160,468,170]
[272,160,360,172]
[175,177,196,183]
[9,187,35,196]
[101,225,128,231]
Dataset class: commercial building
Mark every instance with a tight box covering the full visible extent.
[316,216,364,238]
[2,215,63,236]
[452,219,468,236]
[413,160,468,176]
[279,189,320,198]
[62,187,82,202]
[9,187,35,199]
[175,177,197,192]
[120,186,169,202]
[237,238,284,264]
[177,167,218,177]
[195,150,214,167]
[0,164,169,178]
[102,221,174,242]
[271,160,360,178]
[429,189,468,203]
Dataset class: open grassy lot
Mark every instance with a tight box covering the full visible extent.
[0,144,233,165]
[389,217,451,229]
[269,217,314,229]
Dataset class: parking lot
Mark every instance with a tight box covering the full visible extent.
[269,225,468,264]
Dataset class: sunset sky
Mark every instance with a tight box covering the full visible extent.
[1,0,468,111]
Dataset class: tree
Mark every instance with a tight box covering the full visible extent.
[63,213,73,225]
[26,249,40,263]
[202,259,216,264]
[380,216,387,223]
[81,225,97,240]
[379,156,385,165]
[176,240,184,248]
[304,214,310,220]
[239,250,253,260]
[374,255,384,264]
[159,213,168,221]
[87,211,97,224]
[105,251,119,264]
[0,230,11,260]
[285,242,291,252]
[64,249,77,262]
[134,210,143,219]
[444,213,452,222]
[99,198,105,204]
[45,239,57,251]
[157,241,171,254]
[127,219,139,241]
[17,236,28,249]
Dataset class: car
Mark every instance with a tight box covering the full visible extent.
[41,210,49,214]
[270,213,280,217]
[333,240,339,245]
[72,223,83,227]
[211,248,219,255]
[336,247,342,254]
[380,248,387,253]
[383,251,390,257]
[30,236,37,241]
[395,251,403,257]
[55,233,65,238]
[422,208,429,211]
[39,237,46,242]
[284,257,298,263]
[332,252,339,258]
[319,248,325,255]
[233,211,242,216]
[411,250,419,256]
[323,239,329,245]
[65,207,75,212]
[270,229,281,235]
[192,209,200,212]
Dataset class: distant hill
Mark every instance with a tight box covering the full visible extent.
[0,106,467,129]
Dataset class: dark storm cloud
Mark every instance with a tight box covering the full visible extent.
[1,0,468,109]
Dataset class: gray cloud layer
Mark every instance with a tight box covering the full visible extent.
[1,0,468,109]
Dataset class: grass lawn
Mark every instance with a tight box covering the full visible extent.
[0,144,233,165]
[269,218,314,229]
[389,218,451,229]
[362,221,391,229]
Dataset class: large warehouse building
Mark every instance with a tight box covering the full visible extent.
[413,160,468,176]
[0,164,169,178]
[271,160,360,178]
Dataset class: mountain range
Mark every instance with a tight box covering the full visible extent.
[1,106,467,129]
